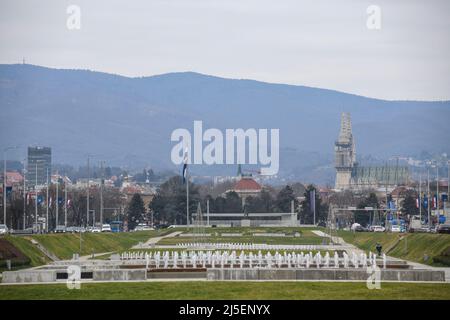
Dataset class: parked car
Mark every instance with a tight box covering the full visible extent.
[351,223,367,232]
[371,225,385,232]
[0,224,9,235]
[91,227,101,233]
[101,224,112,232]
[54,225,66,233]
[437,224,450,234]
[390,225,401,232]
[133,223,154,231]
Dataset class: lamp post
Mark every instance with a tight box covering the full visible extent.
[22,158,27,230]
[3,146,17,226]
[46,167,49,233]
[436,163,440,225]
[427,162,431,228]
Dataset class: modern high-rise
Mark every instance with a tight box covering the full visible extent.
[27,146,51,186]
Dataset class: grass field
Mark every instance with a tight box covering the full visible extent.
[157,228,325,245]
[28,230,167,260]
[338,231,450,266]
[1,236,51,270]
[0,281,449,300]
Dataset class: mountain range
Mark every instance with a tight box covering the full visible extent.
[1,64,449,185]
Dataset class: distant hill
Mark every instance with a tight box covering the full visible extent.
[1,64,449,184]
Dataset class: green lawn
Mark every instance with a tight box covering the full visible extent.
[338,231,450,266]
[158,227,325,245]
[3,236,51,267]
[0,281,449,300]
[28,230,167,260]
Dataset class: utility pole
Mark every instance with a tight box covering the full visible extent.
[436,164,440,225]
[46,168,49,233]
[35,162,38,232]
[427,164,431,228]
[100,160,104,226]
[86,156,90,228]
[64,180,67,227]
[56,171,59,227]
[22,159,27,230]
[419,169,422,222]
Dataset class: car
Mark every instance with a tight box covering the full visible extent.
[55,225,66,233]
[134,223,154,231]
[0,224,9,235]
[371,225,385,232]
[437,224,450,234]
[101,224,112,232]
[390,225,401,232]
[91,227,101,233]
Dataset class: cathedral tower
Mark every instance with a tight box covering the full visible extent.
[335,112,355,190]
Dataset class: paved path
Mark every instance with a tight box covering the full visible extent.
[132,231,183,249]
[311,230,363,254]
[79,252,114,261]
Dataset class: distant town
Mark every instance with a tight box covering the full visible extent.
[1,113,449,234]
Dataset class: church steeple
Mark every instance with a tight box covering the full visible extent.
[237,164,242,177]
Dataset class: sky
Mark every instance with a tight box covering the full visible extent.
[0,0,449,100]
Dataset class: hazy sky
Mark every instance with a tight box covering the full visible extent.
[0,0,449,100]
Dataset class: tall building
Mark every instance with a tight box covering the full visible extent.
[27,146,51,186]
[334,112,356,190]
[334,113,409,190]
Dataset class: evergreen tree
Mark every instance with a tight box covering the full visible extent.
[299,185,328,225]
[401,190,419,217]
[275,185,296,212]
[127,193,145,229]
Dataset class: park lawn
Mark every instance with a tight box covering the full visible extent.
[0,281,449,300]
[338,231,450,266]
[158,236,325,245]
[3,235,51,267]
[158,227,325,246]
[29,230,166,260]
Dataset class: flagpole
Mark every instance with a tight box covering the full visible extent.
[56,171,59,228]
[23,159,26,230]
[419,171,422,223]
[46,168,49,233]
[186,165,189,227]
[64,180,67,227]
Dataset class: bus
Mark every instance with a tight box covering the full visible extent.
[110,221,123,233]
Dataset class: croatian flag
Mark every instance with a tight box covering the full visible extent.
[67,199,72,208]
[49,197,52,208]
[416,197,419,209]
[182,147,188,184]
[433,195,437,209]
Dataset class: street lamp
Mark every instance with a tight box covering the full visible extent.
[3,146,17,226]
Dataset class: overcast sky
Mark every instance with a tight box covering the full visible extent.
[0,0,449,100]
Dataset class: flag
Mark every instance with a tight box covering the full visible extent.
[182,147,188,184]
[416,197,419,209]
[49,197,52,208]
[37,195,44,205]
[27,193,31,205]
[58,197,63,205]
[423,196,428,209]
[67,199,72,208]
[433,195,437,209]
